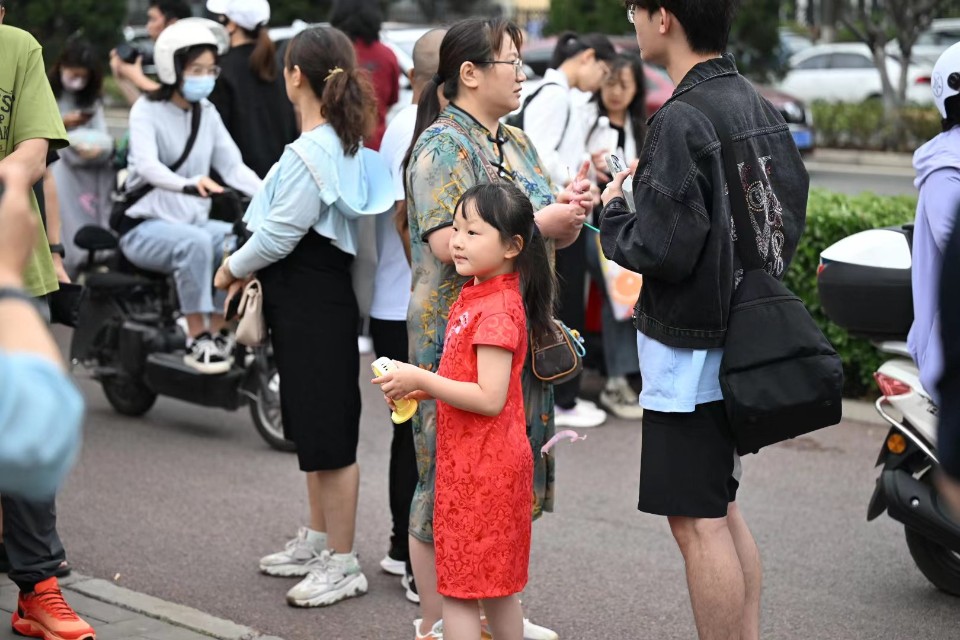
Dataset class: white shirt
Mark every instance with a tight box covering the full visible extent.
[369,103,415,321]
[125,97,261,224]
[522,68,590,186]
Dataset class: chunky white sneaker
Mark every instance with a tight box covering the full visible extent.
[286,550,368,607]
[554,399,607,428]
[401,572,420,604]
[184,333,231,374]
[380,553,406,576]
[259,527,325,577]
[599,376,645,420]
[414,619,443,639]
[480,616,558,640]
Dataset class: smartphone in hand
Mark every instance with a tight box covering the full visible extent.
[604,153,636,212]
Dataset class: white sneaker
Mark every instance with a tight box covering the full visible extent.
[183,333,231,375]
[480,615,558,640]
[554,399,607,428]
[286,550,368,607]
[401,572,420,604]
[599,376,645,420]
[380,553,406,576]
[259,527,325,577]
[414,619,443,639]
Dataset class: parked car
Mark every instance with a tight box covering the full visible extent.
[887,18,960,66]
[780,42,934,105]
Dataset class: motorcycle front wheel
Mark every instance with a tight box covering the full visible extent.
[905,470,960,596]
[249,365,296,453]
[101,375,158,417]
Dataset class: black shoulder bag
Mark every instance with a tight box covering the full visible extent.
[676,89,843,455]
[109,103,202,233]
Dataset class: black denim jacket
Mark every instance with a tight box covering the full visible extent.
[599,55,809,349]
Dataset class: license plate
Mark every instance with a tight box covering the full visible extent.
[792,129,813,150]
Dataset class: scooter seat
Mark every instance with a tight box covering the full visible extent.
[84,271,158,291]
[75,225,119,252]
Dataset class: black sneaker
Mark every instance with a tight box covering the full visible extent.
[402,571,420,604]
[184,332,231,375]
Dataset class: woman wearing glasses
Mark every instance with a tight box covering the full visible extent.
[403,17,592,640]
[117,20,260,374]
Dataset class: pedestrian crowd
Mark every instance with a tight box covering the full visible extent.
[2,0,960,639]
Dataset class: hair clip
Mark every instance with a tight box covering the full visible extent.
[325,67,345,81]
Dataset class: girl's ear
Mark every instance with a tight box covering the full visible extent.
[289,65,302,87]
[504,234,523,260]
[580,49,597,66]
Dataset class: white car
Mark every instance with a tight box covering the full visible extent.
[780,43,933,105]
[887,18,960,66]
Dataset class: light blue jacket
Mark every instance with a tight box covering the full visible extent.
[228,124,394,277]
[0,353,83,499]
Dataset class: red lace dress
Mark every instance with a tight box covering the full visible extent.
[434,272,534,599]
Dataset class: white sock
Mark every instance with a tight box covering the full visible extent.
[305,528,327,550]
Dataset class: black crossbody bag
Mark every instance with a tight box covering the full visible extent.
[109,103,202,233]
[676,90,843,455]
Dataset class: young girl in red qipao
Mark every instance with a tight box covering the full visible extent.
[374,182,555,640]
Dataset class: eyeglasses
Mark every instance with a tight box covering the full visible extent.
[480,58,524,77]
[184,64,221,78]
[627,4,636,24]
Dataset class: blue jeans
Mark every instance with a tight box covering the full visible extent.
[120,218,233,315]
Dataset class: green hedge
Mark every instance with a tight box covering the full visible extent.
[812,100,941,152]
[784,189,917,397]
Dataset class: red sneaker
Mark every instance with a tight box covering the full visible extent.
[11,577,96,640]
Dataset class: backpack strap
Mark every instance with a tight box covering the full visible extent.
[518,82,569,151]
[674,90,764,272]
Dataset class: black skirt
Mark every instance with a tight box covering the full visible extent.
[259,231,360,472]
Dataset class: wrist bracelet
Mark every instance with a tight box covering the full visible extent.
[0,287,39,309]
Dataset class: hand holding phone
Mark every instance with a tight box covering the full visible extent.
[603,153,636,212]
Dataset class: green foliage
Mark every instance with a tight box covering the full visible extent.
[811,100,942,152]
[270,0,333,26]
[784,189,917,397]
[728,0,783,81]
[547,0,635,36]
[6,0,127,64]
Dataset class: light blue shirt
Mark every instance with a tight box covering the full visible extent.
[0,353,83,499]
[636,333,724,413]
[229,124,393,278]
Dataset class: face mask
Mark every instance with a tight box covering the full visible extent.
[181,76,216,103]
[61,73,88,92]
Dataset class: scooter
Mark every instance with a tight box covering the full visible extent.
[819,224,960,595]
[68,190,294,452]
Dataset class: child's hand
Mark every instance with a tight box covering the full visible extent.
[372,361,426,400]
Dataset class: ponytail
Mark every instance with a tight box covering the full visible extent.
[322,67,377,155]
[517,228,556,342]
[248,27,278,83]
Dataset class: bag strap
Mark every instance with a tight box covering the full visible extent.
[519,82,569,150]
[124,103,202,197]
[437,116,500,184]
[674,89,763,272]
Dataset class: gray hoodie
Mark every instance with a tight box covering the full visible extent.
[908,126,960,402]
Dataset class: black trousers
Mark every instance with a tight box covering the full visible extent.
[553,231,588,409]
[370,318,417,563]
[2,496,64,591]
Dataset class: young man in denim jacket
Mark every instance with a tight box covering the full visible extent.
[599,2,809,638]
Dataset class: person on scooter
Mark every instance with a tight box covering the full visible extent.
[118,19,261,374]
[908,41,960,404]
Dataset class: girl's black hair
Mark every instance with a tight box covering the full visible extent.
[403,18,523,176]
[285,26,377,155]
[146,43,218,101]
[455,183,555,341]
[48,39,104,109]
[329,0,382,45]
[943,94,960,132]
[587,52,647,157]
[549,32,616,70]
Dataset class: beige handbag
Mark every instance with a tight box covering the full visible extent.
[235,279,267,347]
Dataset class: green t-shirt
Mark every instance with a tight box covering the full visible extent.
[0,25,69,297]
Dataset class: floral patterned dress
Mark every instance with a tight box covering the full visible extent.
[406,104,558,543]
[434,272,532,598]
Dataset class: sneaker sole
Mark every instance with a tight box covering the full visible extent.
[182,356,231,375]
[286,573,369,608]
[379,556,406,576]
[259,563,313,577]
[12,614,95,640]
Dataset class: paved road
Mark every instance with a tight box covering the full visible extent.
[806,162,916,197]
[50,326,960,640]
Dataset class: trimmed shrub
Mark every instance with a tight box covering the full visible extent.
[812,100,941,152]
[784,189,917,397]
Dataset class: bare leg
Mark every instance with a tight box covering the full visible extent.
[442,596,482,640]
[480,594,523,640]
[410,536,442,632]
[305,472,327,534]
[185,313,206,338]
[311,464,359,553]
[668,515,745,640]
[726,502,761,640]
[209,314,225,334]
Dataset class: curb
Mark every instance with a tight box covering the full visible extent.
[842,398,884,426]
[811,148,914,169]
[65,573,283,640]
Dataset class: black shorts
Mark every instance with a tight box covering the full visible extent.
[638,401,740,518]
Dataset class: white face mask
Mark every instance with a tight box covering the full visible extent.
[61,73,88,93]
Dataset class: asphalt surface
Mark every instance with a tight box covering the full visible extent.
[806,163,916,197]
[48,323,960,640]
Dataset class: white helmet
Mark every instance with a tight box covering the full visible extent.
[932,41,960,119]
[154,19,221,85]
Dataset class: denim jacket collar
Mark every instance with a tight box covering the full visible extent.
[650,54,739,124]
